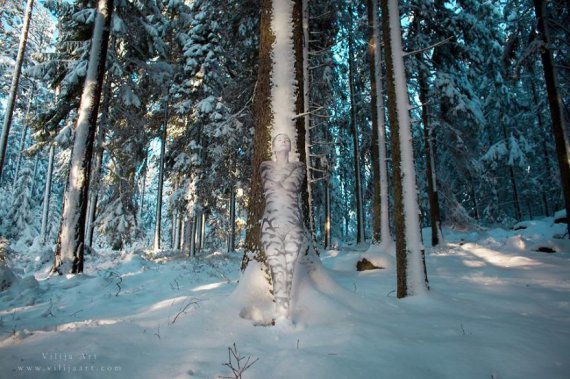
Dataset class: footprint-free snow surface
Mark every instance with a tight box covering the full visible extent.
[1,218,569,378]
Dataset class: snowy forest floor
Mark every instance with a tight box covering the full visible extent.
[1,218,569,379]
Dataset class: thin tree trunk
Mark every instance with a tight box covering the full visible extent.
[12,85,36,189]
[40,144,55,244]
[200,212,206,252]
[54,0,113,274]
[153,104,168,250]
[348,4,365,244]
[381,0,428,298]
[300,0,315,241]
[0,0,34,184]
[189,215,197,257]
[368,0,390,244]
[533,0,570,236]
[324,176,331,249]
[419,69,441,246]
[228,189,236,253]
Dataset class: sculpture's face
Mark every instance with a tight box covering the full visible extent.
[273,134,291,153]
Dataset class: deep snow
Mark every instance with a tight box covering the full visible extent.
[0,217,569,378]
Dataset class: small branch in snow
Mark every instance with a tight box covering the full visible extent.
[169,298,202,325]
[169,279,180,291]
[403,36,453,57]
[154,326,161,340]
[220,343,259,379]
[71,310,83,317]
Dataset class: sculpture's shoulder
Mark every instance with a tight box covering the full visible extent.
[260,160,274,173]
[289,161,305,177]
[290,161,305,170]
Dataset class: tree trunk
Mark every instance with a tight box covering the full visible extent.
[0,0,34,183]
[153,105,168,251]
[381,0,428,297]
[368,0,390,244]
[324,176,331,249]
[242,0,274,271]
[533,0,570,236]
[419,68,441,246]
[348,4,365,244]
[299,0,315,241]
[228,189,236,253]
[54,0,113,274]
[12,85,36,189]
[40,144,55,244]
[85,71,112,249]
[529,77,552,216]
[189,215,197,257]
[200,212,206,252]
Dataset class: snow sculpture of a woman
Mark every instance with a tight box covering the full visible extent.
[261,133,306,318]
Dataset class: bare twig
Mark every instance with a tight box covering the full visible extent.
[170,298,202,325]
[220,343,259,379]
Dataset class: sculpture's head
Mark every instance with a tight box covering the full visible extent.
[272,133,291,154]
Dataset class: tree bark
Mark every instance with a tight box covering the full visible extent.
[348,3,365,244]
[242,0,274,271]
[40,144,55,244]
[534,0,570,235]
[381,0,428,297]
[228,189,236,253]
[419,68,441,246]
[0,0,34,183]
[85,70,112,249]
[368,0,390,244]
[153,103,168,250]
[12,84,36,189]
[54,0,113,274]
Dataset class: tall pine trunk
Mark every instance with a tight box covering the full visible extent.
[381,0,428,297]
[299,0,315,241]
[243,0,304,269]
[40,144,55,244]
[85,71,112,249]
[0,0,34,183]
[419,68,441,246]
[348,4,365,244]
[228,189,236,253]
[533,0,570,236]
[54,0,113,274]
[12,84,36,189]
[368,0,390,244]
[242,0,274,272]
[153,104,168,250]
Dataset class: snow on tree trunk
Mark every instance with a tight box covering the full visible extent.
[243,0,303,271]
[381,0,428,297]
[348,4,365,244]
[271,0,298,156]
[40,144,55,244]
[368,0,390,244]
[0,0,34,183]
[54,0,113,274]
[153,109,168,251]
[533,0,570,237]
